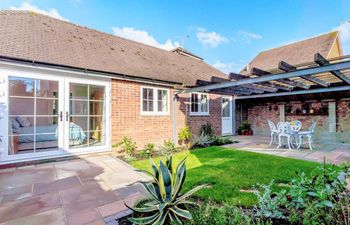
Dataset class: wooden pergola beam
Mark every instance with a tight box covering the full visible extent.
[196,80,254,95]
[314,53,350,84]
[211,76,265,94]
[229,73,289,91]
[278,61,330,87]
[251,67,311,89]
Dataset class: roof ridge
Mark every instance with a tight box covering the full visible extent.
[0,9,185,56]
[260,31,338,53]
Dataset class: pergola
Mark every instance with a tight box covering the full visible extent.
[172,53,350,140]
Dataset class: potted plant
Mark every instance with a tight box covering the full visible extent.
[237,120,252,135]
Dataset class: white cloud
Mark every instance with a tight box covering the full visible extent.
[112,27,180,50]
[212,60,245,74]
[238,30,262,43]
[334,20,350,54]
[10,1,68,21]
[196,27,228,48]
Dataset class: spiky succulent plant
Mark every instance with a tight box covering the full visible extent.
[126,156,206,225]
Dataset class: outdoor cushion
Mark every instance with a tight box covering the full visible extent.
[11,118,20,129]
[16,116,31,127]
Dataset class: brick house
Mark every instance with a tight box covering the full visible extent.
[0,11,233,164]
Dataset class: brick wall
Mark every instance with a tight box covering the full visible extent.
[244,99,350,136]
[111,79,224,148]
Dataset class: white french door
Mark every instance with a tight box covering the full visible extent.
[5,72,110,161]
[222,96,233,135]
[64,78,108,152]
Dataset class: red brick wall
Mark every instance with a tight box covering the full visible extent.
[111,79,224,148]
[245,99,350,136]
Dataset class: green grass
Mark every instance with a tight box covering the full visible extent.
[131,146,320,206]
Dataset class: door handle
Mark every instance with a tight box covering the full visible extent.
[59,111,63,121]
[66,111,69,122]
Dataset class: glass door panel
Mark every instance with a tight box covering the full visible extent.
[67,82,106,150]
[8,76,62,155]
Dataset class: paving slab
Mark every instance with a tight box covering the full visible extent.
[0,153,149,225]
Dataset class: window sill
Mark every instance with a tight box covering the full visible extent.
[189,113,210,117]
[140,112,170,116]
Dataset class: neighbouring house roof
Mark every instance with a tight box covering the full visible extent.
[0,10,228,87]
[240,31,341,74]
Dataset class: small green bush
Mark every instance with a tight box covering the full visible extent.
[113,136,137,156]
[199,122,215,137]
[254,163,350,225]
[178,126,192,148]
[186,202,270,225]
[139,143,155,159]
[160,139,176,156]
[212,136,234,145]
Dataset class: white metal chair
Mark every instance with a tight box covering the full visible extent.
[297,122,317,150]
[268,120,280,146]
[277,122,293,150]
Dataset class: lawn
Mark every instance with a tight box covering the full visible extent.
[131,146,320,206]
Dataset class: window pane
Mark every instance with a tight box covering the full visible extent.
[89,101,104,115]
[142,88,154,112]
[88,131,105,147]
[34,134,58,152]
[8,134,35,155]
[70,116,88,131]
[201,94,208,113]
[36,116,59,127]
[9,97,34,116]
[90,85,105,100]
[90,116,104,131]
[70,83,88,100]
[36,80,59,98]
[9,77,35,97]
[157,90,168,112]
[191,94,199,112]
[36,99,59,115]
[222,99,230,117]
[70,100,88,115]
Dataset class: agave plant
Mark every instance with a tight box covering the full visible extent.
[126,156,206,225]
[195,133,214,147]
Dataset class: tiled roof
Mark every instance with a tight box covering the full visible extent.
[241,31,340,74]
[0,10,228,86]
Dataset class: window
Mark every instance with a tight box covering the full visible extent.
[190,93,209,115]
[141,87,169,115]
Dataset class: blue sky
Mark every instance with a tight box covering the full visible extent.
[1,0,350,73]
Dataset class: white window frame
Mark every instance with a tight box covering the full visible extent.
[140,86,170,116]
[190,92,210,116]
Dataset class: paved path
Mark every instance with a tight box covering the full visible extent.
[0,153,149,225]
[226,136,350,164]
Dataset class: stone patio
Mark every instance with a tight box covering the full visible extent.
[0,153,150,225]
[226,135,350,164]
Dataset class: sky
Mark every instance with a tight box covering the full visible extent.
[1,0,350,73]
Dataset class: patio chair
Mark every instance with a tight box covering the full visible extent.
[297,122,317,150]
[268,120,280,146]
[277,122,293,150]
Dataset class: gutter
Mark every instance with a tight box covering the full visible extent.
[0,55,183,88]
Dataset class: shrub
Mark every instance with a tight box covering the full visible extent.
[194,133,214,147]
[178,126,192,148]
[127,156,206,225]
[186,202,269,225]
[237,120,251,134]
[140,143,155,159]
[159,139,176,156]
[212,136,234,145]
[253,163,350,225]
[113,136,137,156]
[199,122,214,137]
